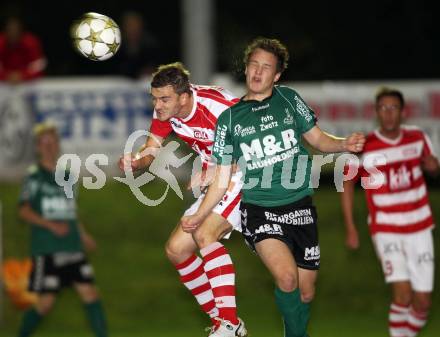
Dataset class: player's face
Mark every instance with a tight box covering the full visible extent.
[376,96,403,133]
[37,131,60,162]
[245,48,281,97]
[151,85,186,121]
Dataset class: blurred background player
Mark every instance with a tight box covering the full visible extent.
[17,123,107,337]
[0,15,46,83]
[118,62,247,337]
[341,88,439,337]
[181,37,365,337]
[116,11,159,79]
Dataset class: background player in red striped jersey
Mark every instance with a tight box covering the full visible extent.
[341,87,439,337]
[118,62,247,337]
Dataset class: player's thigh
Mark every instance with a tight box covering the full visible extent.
[372,233,408,283]
[298,268,318,303]
[255,238,298,291]
[193,212,233,247]
[74,282,99,303]
[405,229,434,292]
[165,223,198,263]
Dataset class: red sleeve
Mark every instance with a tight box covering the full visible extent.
[149,115,173,138]
[0,36,7,80]
[21,34,46,80]
[421,131,436,157]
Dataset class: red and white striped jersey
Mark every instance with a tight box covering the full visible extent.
[149,85,239,169]
[355,126,436,234]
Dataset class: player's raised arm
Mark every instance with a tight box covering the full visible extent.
[118,134,164,172]
[303,125,365,153]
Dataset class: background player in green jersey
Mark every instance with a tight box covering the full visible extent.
[181,37,365,337]
[16,123,107,337]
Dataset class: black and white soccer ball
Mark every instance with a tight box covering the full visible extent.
[72,12,121,61]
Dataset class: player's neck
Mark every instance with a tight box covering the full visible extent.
[176,95,194,119]
[39,158,56,172]
[244,88,273,102]
[379,127,401,140]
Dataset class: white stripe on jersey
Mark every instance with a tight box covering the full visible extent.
[361,140,424,168]
[412,165,423,180]
[375,204,431,226]
[372,184,427,207]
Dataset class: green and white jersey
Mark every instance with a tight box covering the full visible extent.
[19,165,83,256]
[212,85,317,207]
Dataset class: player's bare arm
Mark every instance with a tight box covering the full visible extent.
[118,134,164,171]
[78,223,97,252]
[18,203,69,237]
[340,179,360,249]
[180,164,233,233]
[421,154,440,176]
[303,125,366,153]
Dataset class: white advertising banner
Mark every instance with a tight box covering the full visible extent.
[0,78,439,181]
[0,78,153,180]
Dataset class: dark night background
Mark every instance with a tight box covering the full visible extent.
[1,0,439,80]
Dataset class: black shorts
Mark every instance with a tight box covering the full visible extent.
[241,196,320,270]
[29,252,95,293]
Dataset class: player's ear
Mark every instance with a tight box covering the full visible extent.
[274,72,281,83]
[180,92,190,104]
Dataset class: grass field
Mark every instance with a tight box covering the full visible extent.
[0,179,439,337]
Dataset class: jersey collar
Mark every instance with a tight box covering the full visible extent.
[374,129,403,145]
[241,87,275,103]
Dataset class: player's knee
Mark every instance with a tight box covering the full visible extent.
[165,238,193,265]
[193,226,215,249]
[300,287,315,303]
[165,239,180,261]
[36,297,55,315]
[413,294,432,313]
[393,292,412,307]
[276,272,298,292]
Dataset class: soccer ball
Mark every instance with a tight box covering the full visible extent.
[71,12,121,61]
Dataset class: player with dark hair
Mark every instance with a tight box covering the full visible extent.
[341,87,439,337]
[119,62,247,337]
[17,123,107,337]
[181,37,365,337]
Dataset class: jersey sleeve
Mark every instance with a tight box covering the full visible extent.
[211,109,234,165]
[421,131,437,157]
[291,90,317,134]
[149,112,173,138]
[19,174,37,205]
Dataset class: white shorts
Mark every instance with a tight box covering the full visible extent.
[372,228,434,292]
[184,171,242,239]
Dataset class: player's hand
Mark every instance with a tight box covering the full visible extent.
[180,214,204,233]
[48,222,69,237]
[118,153,140,172]
[81,232,97,252]
[345,226,360,250]
[344,132,366,153]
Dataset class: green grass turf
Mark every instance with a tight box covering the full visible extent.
[0,180,439,337]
